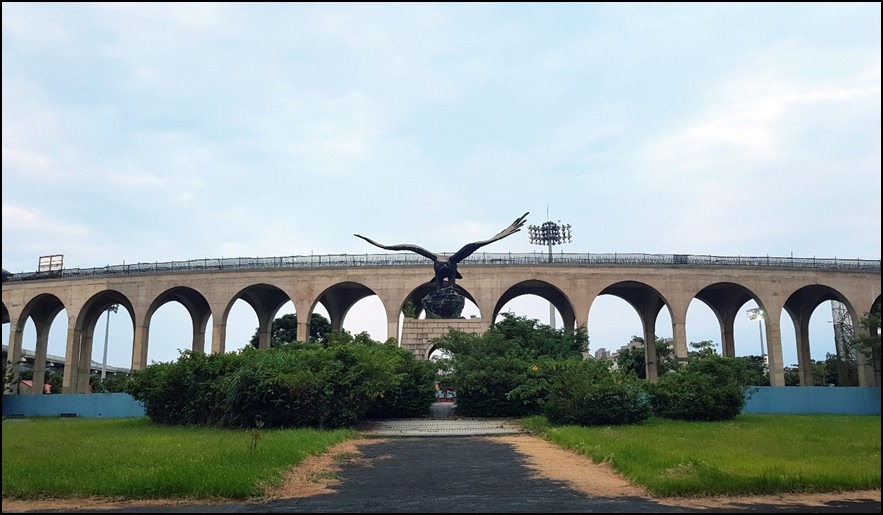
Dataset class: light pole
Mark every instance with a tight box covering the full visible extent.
[101,304,119,381]
[746,307,766,361]
[528,216,572,328]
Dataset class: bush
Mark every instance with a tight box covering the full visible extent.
[365,350,438,419]
[542,359,652,426]
[125,331,438,429]
[436,314,588,418]
[649,355,751,421]
[125,350,246,425]
[438,329,537,417]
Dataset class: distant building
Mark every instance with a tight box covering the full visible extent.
[594,348,612,361]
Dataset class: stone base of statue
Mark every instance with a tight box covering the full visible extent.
[399,318,486,360]
[422,286,465,319]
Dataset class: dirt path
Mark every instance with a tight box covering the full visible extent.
[2,435,880,512]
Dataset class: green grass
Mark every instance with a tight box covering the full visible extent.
[3,415,880,501]
[2,417,357,501]
[518,414,881,497]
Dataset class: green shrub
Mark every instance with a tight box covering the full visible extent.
[125,350,246,425]
[125,331,438,429]
[365,351,438,419]
[439,330,537,417]
[436,314,589,417]
[649,355,751,421]
[542,359,652,426]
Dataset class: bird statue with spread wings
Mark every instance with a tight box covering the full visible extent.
[355,212,529,290]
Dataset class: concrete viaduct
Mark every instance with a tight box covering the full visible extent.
[2,252,880,393]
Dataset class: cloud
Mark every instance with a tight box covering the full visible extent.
[643,65,881,178]
[1,147,53,170]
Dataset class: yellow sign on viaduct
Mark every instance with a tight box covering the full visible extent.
[2,252,880,393]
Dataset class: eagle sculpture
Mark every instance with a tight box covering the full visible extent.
[355,212,529,289]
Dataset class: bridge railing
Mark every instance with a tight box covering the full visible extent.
[3,252,879,282]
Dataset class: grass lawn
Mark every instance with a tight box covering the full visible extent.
[2,414,880,500]
[2,417,357,500]
[519,414,881,497]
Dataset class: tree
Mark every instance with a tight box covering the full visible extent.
[739,354,769,386]
[249,313,332,348]
[401,300,417,318]
[688,340,719,359]
[615,336,679,379]
[2,359,12,394]
[850,305,881,385]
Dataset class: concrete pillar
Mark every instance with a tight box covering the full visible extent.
[191,311,210,354]
[638,299,664,382]
[720,316,736,358]
[256,310,273,350]
[765,317,785,387]
[296,319,309,343]
[30,323,50,395]
[62,324,80,393]
[211,319,227,354]
[5,317,23,393]
[643,321,658,382]
[575,309,590,358]
[667,299,689,363]
[77,332,94,393]
[132,325,150,370]
[794,314,813,386]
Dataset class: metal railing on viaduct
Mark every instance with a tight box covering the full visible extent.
[4,252,880,281]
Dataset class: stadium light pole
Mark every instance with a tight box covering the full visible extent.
[528,216,572,329]
[746,307,766,362]
[101,304,119,381]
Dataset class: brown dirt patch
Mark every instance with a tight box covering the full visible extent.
[3,435,880,512]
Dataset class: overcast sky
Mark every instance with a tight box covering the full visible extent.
[3,3,880,370]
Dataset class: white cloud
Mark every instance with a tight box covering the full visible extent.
[1,147,53,170]
[643,64,881,181]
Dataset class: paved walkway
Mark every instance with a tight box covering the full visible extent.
[359,403,527,438]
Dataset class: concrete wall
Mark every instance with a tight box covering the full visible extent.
[3,387,879,419]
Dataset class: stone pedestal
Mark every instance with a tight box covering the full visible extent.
[399,318,487,360]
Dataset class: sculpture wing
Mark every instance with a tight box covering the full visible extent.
[449,212,529,264]
[354,234,438,262]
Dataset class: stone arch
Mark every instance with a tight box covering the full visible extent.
[693,281,761,358]
[68,290,134,393]
[592,280,672,381]
[6,293,67,395]
[223,283,292,350]
[784,284,856,386]
[145,286,212,356]
[492,280,576,330]
[314,281,379,335]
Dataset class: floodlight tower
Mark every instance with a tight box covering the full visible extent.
[746,307,766,363]
[101,304,119,381]
[528,212,572,329]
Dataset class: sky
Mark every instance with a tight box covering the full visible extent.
[2,3,880,370]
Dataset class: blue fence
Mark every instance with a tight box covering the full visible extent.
[2,387,880,419]
[2,393,145,418]
[742,386,880,415]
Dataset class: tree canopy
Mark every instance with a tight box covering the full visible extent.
[249,313,332,348]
